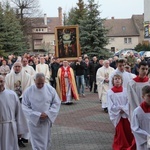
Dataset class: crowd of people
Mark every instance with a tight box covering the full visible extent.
[0,51,150,150]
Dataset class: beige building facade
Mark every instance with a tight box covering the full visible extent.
[107,36,139,52]
[104,15,144,52]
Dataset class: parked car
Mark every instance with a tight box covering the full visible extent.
[138,51,146,57]
[114,49,138,58]
[121,50,139,58]
[143,51,150,61]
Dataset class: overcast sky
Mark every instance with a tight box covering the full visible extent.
[39,0,144,19]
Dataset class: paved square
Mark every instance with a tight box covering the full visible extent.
[23,90,114,150]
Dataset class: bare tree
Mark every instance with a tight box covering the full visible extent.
[9,0,42,36]
[11,0,41,19]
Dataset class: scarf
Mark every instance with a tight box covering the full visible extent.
[140,101,150,113]
[111,86,123,93]
[133,76,149,82]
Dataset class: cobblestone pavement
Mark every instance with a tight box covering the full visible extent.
[23,89,114,150]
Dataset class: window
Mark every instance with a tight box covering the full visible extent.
[124,38,132,44]
[124,38,127,44]
[35,28,44,32]
[111,47,115,53]
[34,40,42,45]
[128,38,132,43]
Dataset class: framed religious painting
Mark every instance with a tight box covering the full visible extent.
[55,25,81,61]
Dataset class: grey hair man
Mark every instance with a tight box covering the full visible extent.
[96,60,114,112]
[22,73,61,150]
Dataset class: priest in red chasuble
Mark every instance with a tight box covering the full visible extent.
[56,60,79,104]
[127,61,150,119]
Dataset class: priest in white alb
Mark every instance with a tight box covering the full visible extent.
[0,75,28,150]
[36,57,50,83]
[5,61,33,147]
[22,73,61,150]
[21,57,36,79]
[96,60,114,112]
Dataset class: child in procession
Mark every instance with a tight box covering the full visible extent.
[107,74,135,150]
[131,85,150,150]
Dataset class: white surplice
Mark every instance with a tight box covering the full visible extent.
[22,65,36,78]
[5,69,33,140]
[109,69,133,89]
[36,63,50,83]
[131,106,150,150]
[96,66,114,108]
[22,84,61,150]
[127,80,150,119]
[0,89,28,150]
[107,88,129,127]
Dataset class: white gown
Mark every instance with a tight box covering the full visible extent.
[36,64,50,83]
[107,88,129,127]
[96,66,114,108]
[131,106,150,150]
[0,89,28,150]
[127,80,150,119]
[22,84,61,150]
[22,65,36,78]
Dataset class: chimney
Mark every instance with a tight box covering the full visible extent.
[58,7,62,25]
[44,14,47,25]
[111,17,114,19]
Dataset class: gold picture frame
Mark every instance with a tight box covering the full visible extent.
[55,25,80,61]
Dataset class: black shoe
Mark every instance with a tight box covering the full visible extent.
[66,102,73,105]
[18,139,26,147]
[104,108,108,113]
[22,138,29,143]
[68,102,73,105]
[94,91,98,93]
